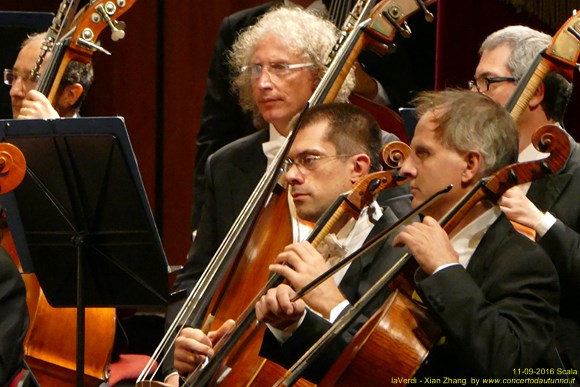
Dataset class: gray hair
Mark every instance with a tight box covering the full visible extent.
[229,6,355,128]
[414,89,518,177]
[479,25,572,122]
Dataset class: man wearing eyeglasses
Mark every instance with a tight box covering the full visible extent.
[173,102,408,384]
[162,7,411,384]
[190,0,435,229]
[6,32,93,119]
[473,25,580,379]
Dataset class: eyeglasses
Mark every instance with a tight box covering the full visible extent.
[3,69,38,89]
[241,62,314,79]
[468,76,517,93]
[282,154,351,175]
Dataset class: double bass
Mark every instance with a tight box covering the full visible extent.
[3,1,138,385]
[138,1,436,385]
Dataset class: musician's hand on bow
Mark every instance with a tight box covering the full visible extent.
[393,216,459,275]
[173,319,235,375]
[17,90,60,119]
[255,284,306,331]
[498,186,543,229]
[269,241,346,318]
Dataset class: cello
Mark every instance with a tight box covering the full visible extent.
[275,123,571,386]
[4,1,138,385]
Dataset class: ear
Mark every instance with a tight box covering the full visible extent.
[528,80,545,110]
[350,153,372,182]
[56,83,83,115]
[461,151,483,185]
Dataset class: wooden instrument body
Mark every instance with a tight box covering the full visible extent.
[320,288,439,387]
[198,189,295,386]
[318,256,438,386]
[2,218,116,386]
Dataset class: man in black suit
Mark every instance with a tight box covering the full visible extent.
[174,102,409,384]
[161,7,410,384]
[473,25,580,378]
[191,0,435,227]
[257,90,561,381]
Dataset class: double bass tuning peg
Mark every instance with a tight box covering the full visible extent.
[111,21,126,42]
[415,0,434,23]
[95,3,127,42]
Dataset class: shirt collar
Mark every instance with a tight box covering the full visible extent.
[518,141,549,162]
[262,124,287,167]
[451,206,500,268]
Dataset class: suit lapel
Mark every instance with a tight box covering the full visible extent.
[465,216,508,284]
[225,131,269,219]
[527,173,572,212]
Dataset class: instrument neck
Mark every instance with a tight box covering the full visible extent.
[36,39,70,100]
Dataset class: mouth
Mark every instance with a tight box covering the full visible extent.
[259,96,281,104]
[291,192,308,201]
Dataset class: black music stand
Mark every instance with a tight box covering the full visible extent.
[0,117,171,385]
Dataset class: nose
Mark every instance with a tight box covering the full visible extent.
[284,162,304,185]
[399,156,416,178]
[9,77,26,98]
[255,68,274,89]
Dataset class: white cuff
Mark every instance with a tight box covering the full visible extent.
[329,299,351,323]
[164,371,179,383]
[373,80,391,106]
[534,212,557,238]
[432,262,461,275]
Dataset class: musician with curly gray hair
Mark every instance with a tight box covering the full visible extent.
[163,7,357,384]
[229,6,354,130]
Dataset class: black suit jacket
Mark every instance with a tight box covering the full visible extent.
[417,215,561,379]
[0,246,28,386]
[169,129,268,324]
[527,133,580,372]
[191,1,435,227]
[191,3,276,227]
[162,128,267,376]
